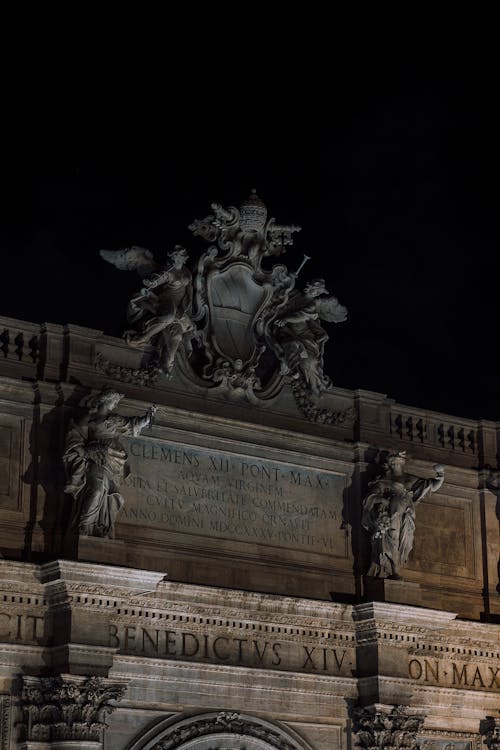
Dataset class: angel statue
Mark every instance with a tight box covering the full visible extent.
[63,387,156,538]
[270,278,347,397]
[100,244,195,375]
[361,451,445,579]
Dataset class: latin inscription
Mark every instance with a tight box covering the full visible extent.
[0,612,44,642]
[409,656,500,692]
[109,623,353,676]
[119,439,347,555]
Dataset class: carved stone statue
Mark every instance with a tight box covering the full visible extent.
[362,451,444,578]
[97,192,351,425]
[190,189,301,272]
[270,278,347,397]
[101,244,195,375]
[63,387,156,538]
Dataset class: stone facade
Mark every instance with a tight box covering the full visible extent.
[0,169,500,750]
[0,305,499,748]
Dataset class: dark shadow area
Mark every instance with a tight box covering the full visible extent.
[479,468,500,621]
[337,445,380,603]
[22,382,91,562]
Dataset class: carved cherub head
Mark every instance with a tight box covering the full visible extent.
[167,245,189,266]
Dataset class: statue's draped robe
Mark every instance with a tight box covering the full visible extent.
[274,293,329,395]
[128,266,192,335]
[362,474,438,577]
[63,413,145,537]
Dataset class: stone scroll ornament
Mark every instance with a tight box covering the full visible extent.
[63,386,156,538]
[361,451,445,579]
[99,191,348,422]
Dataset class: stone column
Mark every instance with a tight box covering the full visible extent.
[481,717,500,750]
[352,703,425,750]
[18,674,126,748]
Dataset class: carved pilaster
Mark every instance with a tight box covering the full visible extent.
[0,695,11,750]
[18,674,126,746]
[352,704,425,750]
[481,718,500,750]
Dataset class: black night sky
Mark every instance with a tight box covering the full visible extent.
[1,54,498,420]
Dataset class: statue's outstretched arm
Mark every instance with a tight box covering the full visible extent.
[411,464,445,504]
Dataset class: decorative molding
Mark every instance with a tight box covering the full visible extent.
[289,377,353,425]
[147,711,310,750]
[95,351,161,386]
[18,674,126,743]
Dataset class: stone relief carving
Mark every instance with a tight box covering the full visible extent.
[290,369,352,424]
[95,351,161,386]
[100,191,349,422]
[361,451,445,579]
[481,718,500,750]
[63,386,156,537]
[0,695,10,750]
[148,712,300,750]
[352,704,425,750]
[18,674,125,743]
[101,244,196,377]
[269,277,347,397]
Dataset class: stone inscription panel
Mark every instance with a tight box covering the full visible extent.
[109,621,355,677]
[409,656,500,692]
[119,438,348,556]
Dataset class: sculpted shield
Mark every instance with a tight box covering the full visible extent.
[98,190,349,421]
[207,264,272,364]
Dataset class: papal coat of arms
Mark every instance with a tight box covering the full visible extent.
[99,191,348,422]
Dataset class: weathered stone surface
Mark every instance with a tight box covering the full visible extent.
[0,560,498,747]
[362,451,445,579]
[0,313,499,614]
[119,436,347,556]
[0,302,499,748]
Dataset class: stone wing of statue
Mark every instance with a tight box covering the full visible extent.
[316,295,348,323]
[100,246,160,279]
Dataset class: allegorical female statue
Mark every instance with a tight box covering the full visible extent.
[63,387,156,538]
[361,451,444,578]
[271,278,347,397]
[100,244,195,375]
